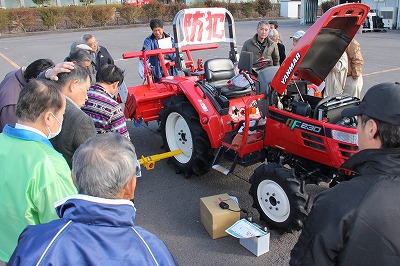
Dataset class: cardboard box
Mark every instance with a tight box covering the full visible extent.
[200,193,240,239]
[239,233,270,256]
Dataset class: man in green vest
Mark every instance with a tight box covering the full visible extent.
[0,79,77,264]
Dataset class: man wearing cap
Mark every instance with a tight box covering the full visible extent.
[241,21,280,66]
[290,82,400,265]
[290,30,305,46]
[69,41,92,55]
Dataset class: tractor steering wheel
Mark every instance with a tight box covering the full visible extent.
[253,58,272,71]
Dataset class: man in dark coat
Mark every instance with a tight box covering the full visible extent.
[290,82,400,265]
[46,64,96,168]
[82,33,114,73]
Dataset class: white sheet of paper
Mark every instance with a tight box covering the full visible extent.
[158,37,172,49]
[230,196,239,207]
[225,219,267,238]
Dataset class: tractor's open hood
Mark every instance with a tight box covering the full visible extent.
[271,3,370,95]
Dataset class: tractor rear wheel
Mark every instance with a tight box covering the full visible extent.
[159,96,213,177]
[249,163,309,233]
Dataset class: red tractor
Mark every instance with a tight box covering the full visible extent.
[121,4,370,233]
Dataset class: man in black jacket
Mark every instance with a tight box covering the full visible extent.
[82,33,114,73]
[290,82,400,265]
[48,65,96,168]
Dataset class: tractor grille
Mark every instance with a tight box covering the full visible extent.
[338,143,358,158]
[301,132,326,151]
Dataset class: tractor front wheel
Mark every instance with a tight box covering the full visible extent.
[159,96,213,177]
[249,163,309,233]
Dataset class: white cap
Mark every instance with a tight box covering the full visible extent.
[70,41,92,54]
[76,44,92,51]
[290,30,305,40]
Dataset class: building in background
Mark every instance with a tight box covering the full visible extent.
[281,0,302,19]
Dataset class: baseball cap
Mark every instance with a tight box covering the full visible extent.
[341,82,400,126]
[290,30,305,40]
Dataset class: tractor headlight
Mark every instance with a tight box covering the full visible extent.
[332,130,358,145]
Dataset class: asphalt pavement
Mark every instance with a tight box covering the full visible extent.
[1,19,399,265]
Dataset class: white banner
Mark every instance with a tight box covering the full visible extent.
[178,8,227,46]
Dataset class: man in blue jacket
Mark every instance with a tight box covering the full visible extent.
[9,133,177,266]
[143,18,177,82]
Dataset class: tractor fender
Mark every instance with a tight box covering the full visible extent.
[165,78,226,148]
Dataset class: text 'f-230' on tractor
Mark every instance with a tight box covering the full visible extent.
[121,3,370,233]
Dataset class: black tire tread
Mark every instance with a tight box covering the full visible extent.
[249,163,309,233]
[159,96,213,177]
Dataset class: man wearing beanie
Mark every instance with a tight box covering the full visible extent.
[290,82,400,265]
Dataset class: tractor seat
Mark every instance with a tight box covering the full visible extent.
[204,58,251,98]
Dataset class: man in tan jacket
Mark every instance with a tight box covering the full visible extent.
[344,39,364,98]
[324,52,348,97]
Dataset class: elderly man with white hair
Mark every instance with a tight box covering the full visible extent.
[268,28,286,65]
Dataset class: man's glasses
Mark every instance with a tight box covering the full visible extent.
[136,160,142,177]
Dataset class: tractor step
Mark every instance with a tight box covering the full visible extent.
[212,146,239,175]
[212,164,231,175]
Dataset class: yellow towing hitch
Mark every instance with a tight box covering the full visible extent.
[138,149,183,170]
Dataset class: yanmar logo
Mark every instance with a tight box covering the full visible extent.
[286,118,322,134]
[281,52,301,84]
